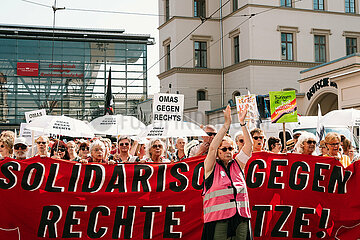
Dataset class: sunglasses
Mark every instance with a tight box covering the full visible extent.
[119,142,130,147]
[206,132,217,137]
[237,139,244,143]
[307,140,316,145]
[57,148,66,152]
[37,141,46,145]
[253,136,264,140]
[80,147,89,151]
[219,147,234,152]
[328,142,340,146]
[152,144,163,149]
[14,144,27,150]
[0,145,5,148]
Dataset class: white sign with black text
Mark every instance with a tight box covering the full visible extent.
[25,109,47,123]
[152,93,184,123]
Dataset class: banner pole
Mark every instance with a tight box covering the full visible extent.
[166,137,169,159]
[31,130,35,156]
[282,122,286,151]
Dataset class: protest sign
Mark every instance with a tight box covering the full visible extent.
[24,109,46,123]
[19,123,48,145]
[269,91,298,123]
[235,95,259,126]
[1,153,360,239]
[152,93,184,123]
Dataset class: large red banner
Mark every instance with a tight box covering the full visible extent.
[0,153,359,239]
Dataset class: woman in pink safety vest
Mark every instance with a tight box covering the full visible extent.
[202,105,253,240]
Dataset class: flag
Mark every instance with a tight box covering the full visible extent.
[105,68,114,115]
[316,104,325,154]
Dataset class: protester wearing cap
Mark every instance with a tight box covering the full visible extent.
[285,132,301,153]
[189,125,217,157]
[268,137,282,154]
[0,135,14,159]
[50,140,70,161]
[13,137,29,160]
[250,128,265,152]
[35,136,50,157]
[294,132,317,155]
[172,137,187,162]
[324,132,351,168]
[202,105,253,240]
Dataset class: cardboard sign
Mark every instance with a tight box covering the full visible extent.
[235,95,259,126]
[269,91,298,123]
[24,109,46,123]
[152,93,184,123]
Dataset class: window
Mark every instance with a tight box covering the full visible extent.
[314,35,327,62]
[314,0,324,10]
[163,38,171,71]
[345,0,356,13]
[281,0,292,7]
[232,91,241,102]
[233,0,238,12]
[166,44,171,70]
[346,37,357,55]
[234,36,240,63]
[194,41,207,68]
[197,90,206,101]
[194,0,206,17]
[281,33,294,61]
[165,0,170,21]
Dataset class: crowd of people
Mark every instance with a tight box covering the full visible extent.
[1,108,359,240]
[0,119,358,168]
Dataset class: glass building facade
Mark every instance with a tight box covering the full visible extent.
[0,25,154,127]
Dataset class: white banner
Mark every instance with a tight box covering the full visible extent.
[152,93,184,123]
[24,109,46,123]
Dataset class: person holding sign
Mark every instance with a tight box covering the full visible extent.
[202,105,253,240]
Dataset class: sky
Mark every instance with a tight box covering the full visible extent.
[0,0,160,94]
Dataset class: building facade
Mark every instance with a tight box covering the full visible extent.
[0,24,154,128]
[158,0,360,115]
[298,53,360,116]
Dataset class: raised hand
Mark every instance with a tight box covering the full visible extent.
[223,105,232,126]
[238,105,248,124]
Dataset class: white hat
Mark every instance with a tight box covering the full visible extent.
[14,137,28,147]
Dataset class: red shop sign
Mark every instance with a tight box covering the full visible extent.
[17,62,39,76]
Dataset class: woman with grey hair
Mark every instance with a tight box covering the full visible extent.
[79,139,107,164]
[145,138,171,163]
[294,132,317,155]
